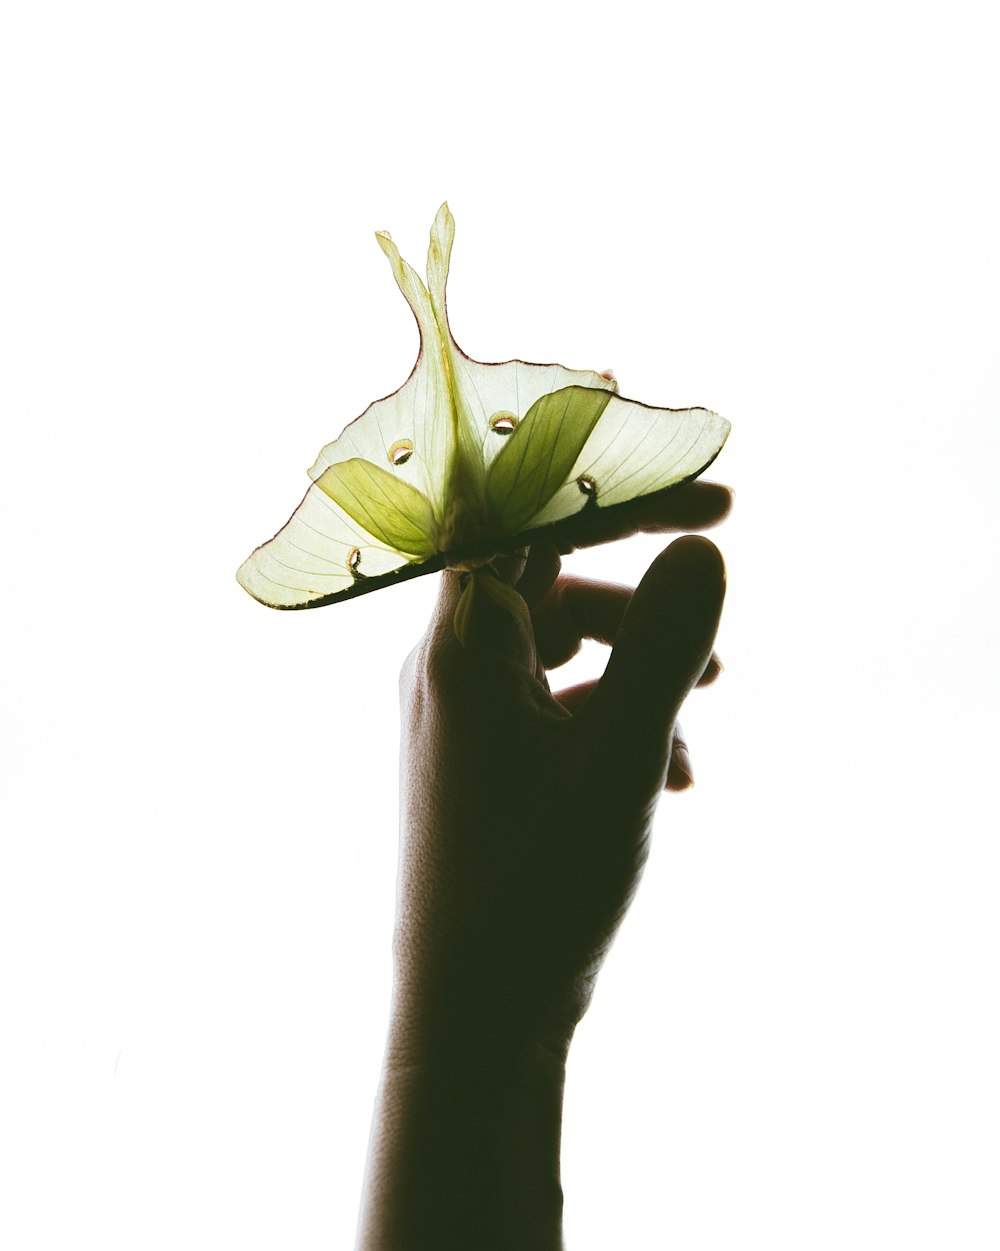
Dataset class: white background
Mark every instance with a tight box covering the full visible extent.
[2,2,998,1247]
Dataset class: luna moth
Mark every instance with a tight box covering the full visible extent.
[236,204,730,636]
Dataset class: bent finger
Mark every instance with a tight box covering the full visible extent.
[516,539,562,609]
[553,678,598,716]
[665,723,694,791]
[533,576,632,668]
[697,653,723,687]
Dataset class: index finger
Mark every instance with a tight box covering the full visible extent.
[552,480,733,554]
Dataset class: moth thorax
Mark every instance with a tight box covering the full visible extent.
[438,491,488,553]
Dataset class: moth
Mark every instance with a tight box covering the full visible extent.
[236,205,730,635]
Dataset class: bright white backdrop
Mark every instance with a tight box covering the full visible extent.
[2,3,998,1247]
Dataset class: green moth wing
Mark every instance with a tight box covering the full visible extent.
[236,205,730,610]
[485,386,614,534]
[315,459,437,558]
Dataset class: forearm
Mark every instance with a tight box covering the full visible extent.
[356,1029,568,1250]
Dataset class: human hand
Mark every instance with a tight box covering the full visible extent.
[389,482,730,1063]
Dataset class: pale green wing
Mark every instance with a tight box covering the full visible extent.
[485,386,613,533]
[235,480,415,609]
[238,221,453,608]
[306,228,455,528]
[314,458,436,558]
[523,395,731,529]
[237,205,731,613]
[452,355,619,475]
[424,203,619,480]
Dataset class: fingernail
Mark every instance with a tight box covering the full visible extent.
[672,739,694,787]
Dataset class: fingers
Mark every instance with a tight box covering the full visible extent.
[532,575,631,668]
[561,691,696,792]
[665,723,694,791]
[552,480,733,554]
[578,536,726,792]
[422,565,535,671]
[556,680,698,792]
[552,679,597,716]
[458,570,537,665]
[697,653,723,687]
[514,481,730,605]
[533,574,724,681]
[515,539,562,609]
[490,546,529,588]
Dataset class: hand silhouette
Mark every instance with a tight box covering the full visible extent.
[358,480,730,1250]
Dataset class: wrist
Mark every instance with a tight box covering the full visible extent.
[388,929,582,1070]
[384,986,576,1072]
[357,1023,569,1250]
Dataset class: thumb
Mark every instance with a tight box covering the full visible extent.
[582,535,726,790]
